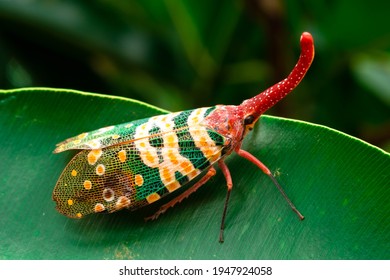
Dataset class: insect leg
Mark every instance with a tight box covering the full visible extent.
[235,148,304,220]
[217,160,233,243]
[145,166,217,221]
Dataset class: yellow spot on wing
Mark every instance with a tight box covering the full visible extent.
[76,213,82,218]
[188,170,198,179]
[116,196,131,209]
[134,174,144,186]
[83,180,92,190]
[180,161,193,173]
[118,150,127,163]
[161,167,171,182]
[96,164,105,176]
[67,199,73,206]
[145,151,156,164]
[199,136,207,146]
[166,181,181,192]
[203,148,214,157]
[165,134,176,148]
[94,203,105,213]
[167,150,178,164]
[87,149,102,165]
[191,116,199,123]
[77,132,88,139]
[71,169,77,177]
[166,134,174,142]
[146,193,161,204]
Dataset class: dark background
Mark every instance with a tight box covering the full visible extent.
[0,0,389,151]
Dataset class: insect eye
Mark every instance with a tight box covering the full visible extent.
[244,115,255,125]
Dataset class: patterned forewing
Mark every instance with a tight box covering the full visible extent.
[54,117,151,153]
[53,106,228,218]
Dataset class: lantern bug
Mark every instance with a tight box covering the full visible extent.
[53,32,314,242]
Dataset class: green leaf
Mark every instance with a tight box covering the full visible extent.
[0,88,389,259]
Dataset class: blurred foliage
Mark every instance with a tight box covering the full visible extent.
[0,0,389,150]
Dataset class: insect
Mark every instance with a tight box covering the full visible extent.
[53,32,314,242]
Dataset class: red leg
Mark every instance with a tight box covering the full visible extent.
[235,148,304,220]
[235,148,272,175]
[145,166,217,221]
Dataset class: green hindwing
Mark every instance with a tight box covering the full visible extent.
[53,106,228,218]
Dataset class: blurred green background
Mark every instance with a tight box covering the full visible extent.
[0,0,389,150]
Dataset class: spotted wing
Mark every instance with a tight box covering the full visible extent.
[53,106,229,218]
